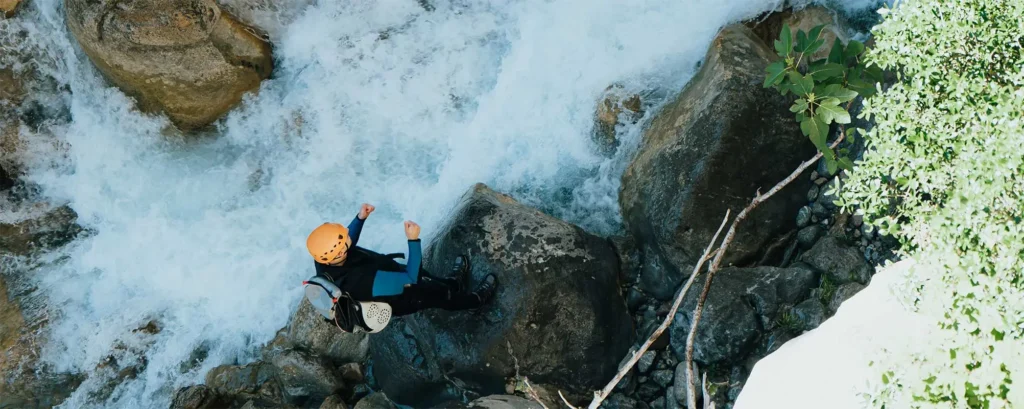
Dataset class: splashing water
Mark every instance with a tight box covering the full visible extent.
[0,0,887,407]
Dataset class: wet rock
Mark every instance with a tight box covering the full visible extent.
[650,370,674,388]
[620,25,813,300]
[648,397,665,409]
[668,265,817,366]
[370,184,634,407]
[354,392,398,409]
[1,0,21,18]
[796,225,822,250]
[800,237,872,285]
[636,382,663,403]
[432,395,545,409]
[637,351,657,374]
[795,206,811,228]
[750,6,851,63]
[828,282,866,313]
[806,185,819,202]
[270,349,347,406]
[320,395,348,409]
[790,299,827,331]
[820,179,840,209]
[0,163,13,191]
[594,84,644,155]
[0,205,84,256]
[602,394,648,409]
[611,234,642,285]
[614,351,638,394]
[65,0,273,130]
[626,287,647,312]
[269,299,369,365]
[169,385,223,409]
[205,361,282,402]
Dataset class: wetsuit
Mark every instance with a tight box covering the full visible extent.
[314,214,482,316]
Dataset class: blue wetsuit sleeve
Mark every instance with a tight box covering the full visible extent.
[371,240,423,297]
[347,215,365,248]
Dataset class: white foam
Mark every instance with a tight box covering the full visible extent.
[1,0,884,407]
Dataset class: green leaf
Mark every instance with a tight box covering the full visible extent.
[803,25,826,56]
[827,38,844,64]
[806,38,826,56]
[775,24,793,56]
[817,98,852,124]
[848,78,877,97]
[864,63,884,83]
[844,40,865,61]
[788,72,814,96]
[764,61,787,88]
[801,116,831,158]
[790,98,809,113]
[795,30,808,53]
[882,373,890,385]
[809,63,846,81]
[819,84,858,102]
[826,156,838,175]
[838,156,855,171]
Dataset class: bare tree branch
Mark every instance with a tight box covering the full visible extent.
[559,390,579,409]
[684,132,847,409]
[582,211,731,409]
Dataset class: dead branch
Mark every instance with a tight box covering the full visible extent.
[684,132,846,409]
[583,211,731,409]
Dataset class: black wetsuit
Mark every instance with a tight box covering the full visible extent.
[313,214,482,316]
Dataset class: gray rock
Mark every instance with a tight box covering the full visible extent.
[796,226,823,250]
[637,351,657,374]
[270,349,346,405]
[320,395,348,409]
[801,237,873,284]
[649,397,665,409]
[651,370,674,388]
[370,184,634,406]
[851,214,864,227]
[615,350,638,394]
[828,282,867,313]
[602,394,648,409]
[810,171,819,180]
[664,386,681,409]
[814,177,828,186]
[627,287,647,313]
[811,201,828,218]
[619,24,813,299]
[271,299,369,365]
[795,206,812,228]
[791,299,827,331]
[806,185,819,202]
[438,395,545,409]
[611,235,642,285]
[820,179,840,209]
[205,361,282,400]
[861,223,876,238]
[637,382,663,402]
[355,393,398,409]
[672,362,687,406]
[668,266,818,365]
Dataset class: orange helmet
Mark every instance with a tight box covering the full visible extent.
[306,223,351,263]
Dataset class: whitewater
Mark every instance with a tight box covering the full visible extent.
[0,0,884,407]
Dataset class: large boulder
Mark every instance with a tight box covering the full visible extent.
[668,265,818,366]
[800,237,872,285]
[619,24,813,300]
[0,206,86,408]
[64,0,273,130]
[748,6,852,63]
[267,299,369,365]
[1,0,20,18]
[370,184,635,407]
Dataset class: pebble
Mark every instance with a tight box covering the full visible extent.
[806,185,819,202]
[810,170,819,180]
[814,177,828,186]
[796,206,812,227]
[854,229,862,238]
[651,370,674,387]
[638,351,657,374]
[851,214,864,227]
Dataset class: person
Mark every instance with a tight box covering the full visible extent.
[305,203,498,318]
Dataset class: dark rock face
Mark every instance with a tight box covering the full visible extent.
[800,237,872,285]
[620,24,813,300]
[668,265,818,366]
[270,299,369,365]
[370,184,635,407]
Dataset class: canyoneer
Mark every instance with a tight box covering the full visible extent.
[302,203,498,333]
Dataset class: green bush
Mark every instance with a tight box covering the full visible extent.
[763,20,881,175]
[834,0,1024,407]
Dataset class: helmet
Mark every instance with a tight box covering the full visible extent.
[307,223,351,263]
